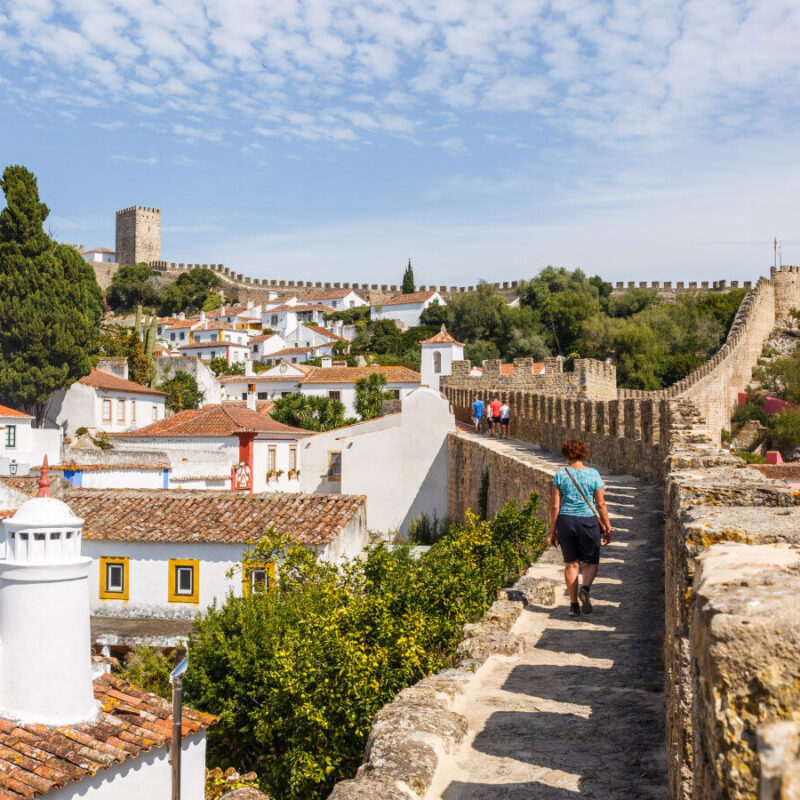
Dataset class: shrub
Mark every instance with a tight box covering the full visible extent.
[185,495,546,800]
[75,426,89,436]
[407,511,451,545]
[769,408,800,449]
[115,644,173,697]
[735,451,766,464]
[720,428,732,444]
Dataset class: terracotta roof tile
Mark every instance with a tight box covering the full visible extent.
[268,346,319,357]
[749,464,800,481]
[249,334,282,343]
[376,291,437,306]
[63,490,366,546]
[299,366,420,385]
[0,674,214,798]
[112,404,306,437]
[302,324,347,341]
[420,326,462,346]
[302,289,355,301]
[78,370,166,397]
[177,342,249,350]
[267,303,336,313]
[222,400,276,415]
[0,405,33,419]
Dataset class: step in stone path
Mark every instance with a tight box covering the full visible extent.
[426,434,667,799]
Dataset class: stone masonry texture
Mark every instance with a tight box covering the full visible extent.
[115,206,161,266]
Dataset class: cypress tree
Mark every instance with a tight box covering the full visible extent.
[0,165,103,421]
[402,258,415,294]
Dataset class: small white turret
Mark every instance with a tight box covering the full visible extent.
[420,325,464,391]
[0,458,96,725]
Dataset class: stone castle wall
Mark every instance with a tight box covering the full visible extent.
[115,206,161,266]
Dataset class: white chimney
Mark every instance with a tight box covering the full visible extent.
[179,311,185,320]
[0,460,96,725]
[321,357,333,369]
[246,382,256,412]
[244,359,254,377]
[220,305,226,315]
[200,310,206,322]
[247,300,254,309]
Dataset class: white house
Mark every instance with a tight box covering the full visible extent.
[0,404,62,476]
[64,489,368,619]
[112,402,311,493]
[220,361,314,401]
[249,333,288,362]
[204,302,263,330]
[178,340,250,365]
[300,386,454,535]
[0,467,214,799]
[160,318,196,346]
[420,325,465,391]
[81,246,116,263]
[302,288,368,311]
[298,365,421,418]
[46,360,167,437]
[262,303,335,337]
[372,290,446,329]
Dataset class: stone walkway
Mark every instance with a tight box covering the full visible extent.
[425,436,667,799]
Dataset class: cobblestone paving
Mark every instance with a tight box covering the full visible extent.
[426,436,667,799]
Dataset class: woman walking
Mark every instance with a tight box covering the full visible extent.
[549,439,612,618]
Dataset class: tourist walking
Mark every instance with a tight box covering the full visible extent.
[549,439,612,618]
[488,396,503,437]
[485,402,494,436]
[471,396,485,433]
[499,399,510,438]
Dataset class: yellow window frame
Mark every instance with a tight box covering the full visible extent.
[99,556,129,601]
[168,558,199,603]
[242,562,276,597]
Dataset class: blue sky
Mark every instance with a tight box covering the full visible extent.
[1,0,798,286]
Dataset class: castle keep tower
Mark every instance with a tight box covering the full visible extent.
[115,205,161,265]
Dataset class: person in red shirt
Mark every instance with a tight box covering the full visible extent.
[488,397,503,437]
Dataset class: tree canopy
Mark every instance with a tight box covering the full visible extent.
[157,371,204,413]
[0,165,103,420]
[355,372,393,419]
[402,259,415,294]
[270,393,348,431]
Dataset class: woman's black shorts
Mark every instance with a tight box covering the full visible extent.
[557,513,602,564]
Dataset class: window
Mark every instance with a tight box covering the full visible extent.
[152,404,158,421]
[170,332,176,341]
[253,344,259,353]
[180,331,185,340]
[433,351,442,374]
[210,352,216,359]
[268,447,277,473]
[328,451,342,481]
[168,559,199,603]
[102,398,112,422]
[5,425,16,448]
[289,447,297,472]
[328,390,340,400]
[241,392,247,400]
[242,562,275,597]
[99,557,129,600]
[131,400,136,423]
[271,315,278,326]
[117,399,126,422]
[257,392,268,400]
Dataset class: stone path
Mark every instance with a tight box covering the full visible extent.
[425,435,667,799]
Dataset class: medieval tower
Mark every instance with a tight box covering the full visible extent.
[115,206,161,265]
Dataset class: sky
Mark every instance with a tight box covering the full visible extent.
[0,0,799,286]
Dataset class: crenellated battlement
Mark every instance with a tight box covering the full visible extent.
[116,206,160,214]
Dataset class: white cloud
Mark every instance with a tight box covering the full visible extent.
[110,154,158,164]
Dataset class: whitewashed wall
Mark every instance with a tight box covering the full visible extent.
[46,734,206,800]
[75,468,166,490]
[300,387,453,535]
[420,341,464,391]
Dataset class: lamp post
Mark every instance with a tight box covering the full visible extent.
[170,655,189,800]
[8,460,17,476]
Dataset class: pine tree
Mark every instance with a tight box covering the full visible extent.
[0,165,103,421]
[402,259,415,294]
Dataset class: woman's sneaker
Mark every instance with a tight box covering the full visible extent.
[568,602,581,618]
[578,586,593,614]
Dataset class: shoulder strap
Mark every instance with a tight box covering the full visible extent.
[564,468,602,524]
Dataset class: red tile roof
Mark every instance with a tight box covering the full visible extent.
[83,246,115,254]
[377,291,437,306]
[268,346,319,357]
[303,324,347,341]
[177,341,249,350]
[193,321,240,332]
[267,303,336,314]
[749,464,800,481]
[420,326,462,345]
[299,366,420,385]
[78,369,166,397]
[113,403,306,437]
[222,400,276,416]
[249,334,283,343]
[0,673,215,798]
[0,405,33,419]
[64,490,366,546]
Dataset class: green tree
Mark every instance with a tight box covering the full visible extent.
[106,263,162,311]
[175,267,222,311]
[402,259,415,294]
[0,165,103,420]
[753,350,800,404]
[271,393,347,431]
[419,302,452,329]
[607,288,661,318]
[202,293,222,312]
[208,357,244,376]
[769,408,800,449]
[95,325,152,386]
[464,340,500,364]
[355,372,392,419]
[158,371,204,413]
[184,496,546,800]
[370,319,404,354]
[116,645,173,697]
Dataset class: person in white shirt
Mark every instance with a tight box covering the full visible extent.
[499,401,510,438]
